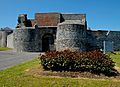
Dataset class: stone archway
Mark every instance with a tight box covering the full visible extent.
[42,34,54,52]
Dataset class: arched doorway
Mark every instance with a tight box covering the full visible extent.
[42,34,54,52]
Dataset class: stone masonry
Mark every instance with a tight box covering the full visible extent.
[1,12,120,52]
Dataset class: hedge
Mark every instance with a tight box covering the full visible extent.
[39,50,115,75]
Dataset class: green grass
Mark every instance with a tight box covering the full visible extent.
[0,53,120,87]
[0,47,12,51]
[109,52,120,67]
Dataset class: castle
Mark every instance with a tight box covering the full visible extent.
[0,12,120,52]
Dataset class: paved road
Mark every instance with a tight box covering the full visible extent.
[0,50,40,70]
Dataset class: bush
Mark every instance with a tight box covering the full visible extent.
[39,50,115,75]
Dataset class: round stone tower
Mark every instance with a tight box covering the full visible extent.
[56,22,87,51]
[13,28,41,52]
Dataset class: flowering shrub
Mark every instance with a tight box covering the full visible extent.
[39,50,115,75]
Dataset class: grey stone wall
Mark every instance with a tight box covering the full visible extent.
[14,27,41,52]
[62,14,86,20]
[61,14,86,26]
[0,31,7,47]
[14,27,56,52]
[0,31,2,46]
[7,33,14,48]
[39,28,56,51]
[13,27,120,52]
[85,30,99,51]
[91,30,120,51]
[56,23,86,51]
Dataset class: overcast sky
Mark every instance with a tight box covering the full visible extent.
[0,0,120,31]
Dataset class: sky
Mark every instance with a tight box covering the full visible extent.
[0,0,120,31]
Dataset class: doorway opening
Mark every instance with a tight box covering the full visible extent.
[42,34,54,52]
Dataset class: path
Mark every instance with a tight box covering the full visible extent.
[0,50,40,70]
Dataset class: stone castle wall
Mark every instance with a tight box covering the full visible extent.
[62,14,86,20]
[13,12,120,52]
[0,31,3,46]
[34,13,86,27]
[14,27,56,52]
[14,27,41,52]
[39,28,56,51]
[91,30,120,51]
[56,23,86,51]
[13,27,120,52]
[0,31,7,47]
[35,13,60,26]
[7,33,14,48]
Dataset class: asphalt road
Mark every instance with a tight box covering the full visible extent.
[0,50,40,70]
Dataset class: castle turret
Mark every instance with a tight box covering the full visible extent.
[56,21,87,51]
[13,28,41,52]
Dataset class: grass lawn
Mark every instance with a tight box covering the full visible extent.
[110,52,120,67]
[0,47,12,51]
[0,53,120,87]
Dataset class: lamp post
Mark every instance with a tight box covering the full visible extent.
[103,30,110,54]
